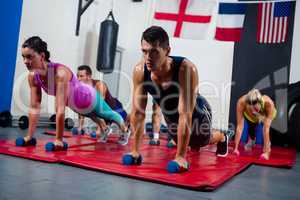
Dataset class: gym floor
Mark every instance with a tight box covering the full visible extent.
[0,127,299,200]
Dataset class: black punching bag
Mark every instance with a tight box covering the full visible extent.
[97,11,119,73]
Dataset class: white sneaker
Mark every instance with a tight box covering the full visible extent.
[118,130,131,145]
[99,127,112,143]
[110,122,120,134]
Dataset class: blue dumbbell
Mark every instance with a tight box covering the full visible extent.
[45,141,68,151]
[149,139,160,145]
[122,154,143,165]
[90,131,97,138]
[15,137,37,147]
[167,161,189,173]
[160,124,168,133]
[71,127,85,135]
[71,127,78,135]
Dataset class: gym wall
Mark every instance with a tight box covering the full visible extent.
[290,0,300,84]
[0,0,23,112]
[7,0,300,130]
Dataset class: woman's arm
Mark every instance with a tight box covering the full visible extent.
[234,97,245,151]
[26,73,42,139]
[55,67,70,141]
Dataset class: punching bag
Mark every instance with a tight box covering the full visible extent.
[97,11,119,74]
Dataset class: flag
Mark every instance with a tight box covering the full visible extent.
[152,0,216,40]
[229,3,295,127]
[215,3,247,42]
[257,2,291,44]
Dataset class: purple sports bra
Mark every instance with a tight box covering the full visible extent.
[34,62,78,96]
[33,62,96,114]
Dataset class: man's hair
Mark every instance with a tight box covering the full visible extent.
[78,65,92,75]
[141,26,169,49]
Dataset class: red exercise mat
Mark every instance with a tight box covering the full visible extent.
[60,138,251,191]
[0,132,296,190]
[0,137,97,163]
[231,144,297,168]
[43,129,74,138]
[43,129,137,141]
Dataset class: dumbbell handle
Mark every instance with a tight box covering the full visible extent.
[12,118,67,124]
[37,121,56,125]
[11,119,55,125]
[12,116,73,129]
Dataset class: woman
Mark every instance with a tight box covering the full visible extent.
[233,89,277,160]
[16,36,129,150]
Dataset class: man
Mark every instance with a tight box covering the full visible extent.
[124,26,228,173]
[76,65,129,144]
[233,89,276,160]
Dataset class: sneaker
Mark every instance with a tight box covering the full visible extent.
[110,122,120,134]
[99,127,112,143]
[216,134,228,157]
[226,129,235,140]
[118,130,131,145]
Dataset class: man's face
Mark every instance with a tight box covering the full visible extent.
[141,39,170,72]
[77,70,91,83]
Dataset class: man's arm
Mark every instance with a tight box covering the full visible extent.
[130,63,148,155]
[177,59,198,159]
[26,73,42,139]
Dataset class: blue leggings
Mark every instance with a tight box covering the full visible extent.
[241,119,263,144]
[86,91,124,126]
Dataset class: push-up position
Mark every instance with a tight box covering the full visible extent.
[16,36,129,151]
[233,89,276,160]
[123,26,229,173]
[76,65,129,143]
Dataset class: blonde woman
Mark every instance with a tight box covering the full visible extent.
[233,89,277,160]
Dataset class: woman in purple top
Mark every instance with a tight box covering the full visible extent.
[17,36,130,150]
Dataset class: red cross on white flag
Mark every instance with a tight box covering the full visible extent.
[152,0,216,40]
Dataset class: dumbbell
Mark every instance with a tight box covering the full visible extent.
[71,127,85,135]
[0,111,12,127]
[0,111,29,130]
[38,114,74,130]
[0,111,74,130]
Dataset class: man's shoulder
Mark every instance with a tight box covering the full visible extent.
[134,60,145,71]
[92,79,100,83]
[133,61,145,80]
[92,79,107,86]
[178,57,197,74]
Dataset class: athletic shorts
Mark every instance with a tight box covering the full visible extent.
[167,95,212,149]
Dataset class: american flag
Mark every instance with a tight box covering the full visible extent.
[257,2,291,44]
